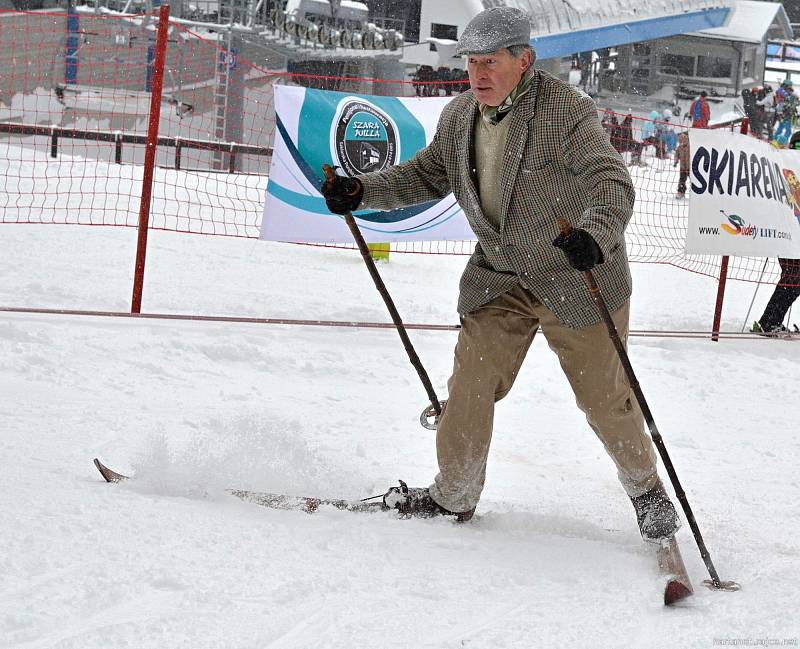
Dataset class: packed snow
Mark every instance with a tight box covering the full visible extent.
[1,190,799,646]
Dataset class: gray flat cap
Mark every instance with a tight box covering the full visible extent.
[456,7,532,56]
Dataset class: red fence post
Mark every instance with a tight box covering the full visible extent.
[711,118,749,341]
[131,4,171,314]
[710,258,729,342]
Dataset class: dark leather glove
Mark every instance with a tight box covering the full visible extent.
[552,228,604,271]
[320,173,363,215]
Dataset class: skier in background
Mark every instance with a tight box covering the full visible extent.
[600,108,617,136]
[642,110,668,159]
[750,86,768,138]
[751,131,800,335]
[757,86,776,138]
[673,131,690,199]
[661,109,678,153]
[688,91,710,128]
[752,258,800,335]
[611,114,646,166]
[772,80,797,146]
[741,87,756,127]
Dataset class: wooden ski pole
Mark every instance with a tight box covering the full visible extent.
[557,218,739,592]
[322,164,443,417]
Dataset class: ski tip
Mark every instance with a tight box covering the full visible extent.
[664,579,693,606]
[93,458,129,483]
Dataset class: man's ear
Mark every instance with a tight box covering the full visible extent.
[522,48,534,72]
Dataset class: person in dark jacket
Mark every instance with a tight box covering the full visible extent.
[754,258,800,334]
[753,129,800,335]
[610,114,646,166]
[751,86,768,138]
[600,108,617,135]
[741,88,756,128]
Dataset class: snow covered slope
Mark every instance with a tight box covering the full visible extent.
[0,220,798,647]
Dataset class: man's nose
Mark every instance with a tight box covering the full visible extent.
[471,65,488,78]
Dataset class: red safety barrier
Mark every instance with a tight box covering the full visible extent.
[0,8,791,313]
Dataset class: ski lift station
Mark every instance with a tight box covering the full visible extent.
[0,0,795,127]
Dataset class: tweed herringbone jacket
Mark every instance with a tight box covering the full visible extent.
[358,69,636,329]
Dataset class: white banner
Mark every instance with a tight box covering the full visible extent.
[685,129,800,257]
[260,85,477,244]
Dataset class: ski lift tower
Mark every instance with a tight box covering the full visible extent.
[212,0,247,171]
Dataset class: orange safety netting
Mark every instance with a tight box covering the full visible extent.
[0,9,789,286]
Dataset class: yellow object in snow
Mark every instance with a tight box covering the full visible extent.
[368,243,390,261]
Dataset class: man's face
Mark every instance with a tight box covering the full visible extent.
[467,48,531,107]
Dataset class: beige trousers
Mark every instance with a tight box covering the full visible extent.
[429,284,659,513]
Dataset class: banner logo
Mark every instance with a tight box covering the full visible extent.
[720,209,756,237]
[333,99,398,176]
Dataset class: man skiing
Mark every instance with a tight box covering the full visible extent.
[320,6,680,543]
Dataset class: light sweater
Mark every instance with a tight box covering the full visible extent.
[473,111,513,230]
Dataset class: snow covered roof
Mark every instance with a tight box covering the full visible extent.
[500,0,732,37]
[285,0,368,22]
[689,0,792,43]
[526,5,730,60]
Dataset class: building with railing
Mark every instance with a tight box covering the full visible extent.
[611,0,793,98]
[2,0,794,134]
